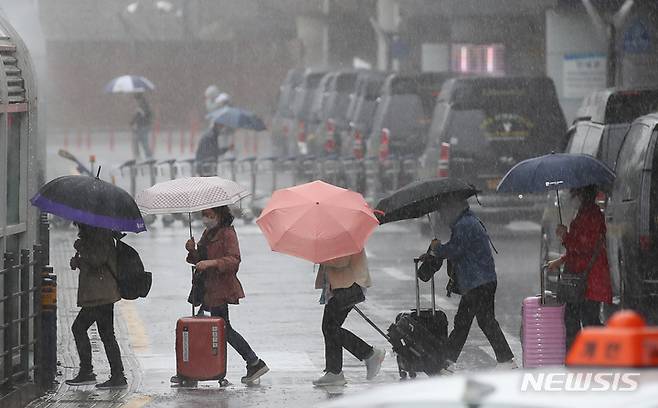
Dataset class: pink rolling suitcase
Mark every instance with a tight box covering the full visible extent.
[522,295,566,368]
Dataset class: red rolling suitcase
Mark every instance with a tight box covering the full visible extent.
[175,316,227,381]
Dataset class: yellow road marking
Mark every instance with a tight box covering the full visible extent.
[121,395,152,408]
[118,301,150,354]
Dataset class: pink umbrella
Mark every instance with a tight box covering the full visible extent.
[256,180,379,263]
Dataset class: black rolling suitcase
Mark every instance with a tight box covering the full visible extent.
[354,258,449,378]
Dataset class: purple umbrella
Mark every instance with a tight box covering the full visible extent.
[31,175,146,233]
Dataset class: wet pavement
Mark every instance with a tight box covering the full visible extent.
[33,134,539,407]
[30,216,537,408]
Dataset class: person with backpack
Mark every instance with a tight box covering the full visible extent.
[170,206,269,384]
[426,198,516,373]
[65,223,127,389]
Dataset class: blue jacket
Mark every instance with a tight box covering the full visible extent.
[432,209,497,294]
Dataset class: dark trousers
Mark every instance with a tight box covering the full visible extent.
[71,304,124,377]
[322,297,373,374]
[210,304,258,366]
[565,300,601,350]
[446,281,514,363]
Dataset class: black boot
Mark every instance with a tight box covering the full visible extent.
[65,370,97,386]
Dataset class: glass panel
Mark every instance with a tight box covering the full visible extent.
[7,113,22,225]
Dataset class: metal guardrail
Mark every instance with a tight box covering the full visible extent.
[106,154,421,223]
[0,244,47,391]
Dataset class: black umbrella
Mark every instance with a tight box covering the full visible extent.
[31,175,146,232]
[375,178,479,225]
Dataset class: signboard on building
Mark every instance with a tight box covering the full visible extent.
[624,19,651,54]
[562,53,607,99]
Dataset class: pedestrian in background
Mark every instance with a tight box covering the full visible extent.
[171,206,269,384]
[428,199,516,373]
[313,250,386,386]
[547,185,611,350]
[195,122,233,176]
[205,85,221,113]
[65,223,127,389]
[130,93,153,160]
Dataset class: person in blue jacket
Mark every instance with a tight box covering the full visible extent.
[428,198,516,373]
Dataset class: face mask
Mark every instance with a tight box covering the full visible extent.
[202,216,218,229]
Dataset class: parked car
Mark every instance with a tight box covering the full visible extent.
[420,76,567,224]
[606,113,658,322]
[289,70,327,156]
[306,71,338,156]
[366,72,453,197]
[311,70,360,157]
[270,68,306,158]
[340,71,388,160]
[540,88,658,300]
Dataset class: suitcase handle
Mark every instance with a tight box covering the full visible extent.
[414,258,436,316]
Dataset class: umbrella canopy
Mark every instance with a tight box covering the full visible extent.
[375,178,478,225]
[104,75,155,94]
[256,181,379,264]
[207,107,266,131]
[496,153,616,193]
[135,176,249,214]
[30,175,146,232]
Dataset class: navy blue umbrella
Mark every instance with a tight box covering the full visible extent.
[497,153,615,223]
[31,175,146,233]
[208,107,266,131]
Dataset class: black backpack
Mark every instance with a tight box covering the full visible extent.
[111,237,152,300]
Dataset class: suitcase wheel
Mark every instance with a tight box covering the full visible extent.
[409,371,417,379]
[399,369,407,379]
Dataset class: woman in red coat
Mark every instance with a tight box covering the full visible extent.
[547,185,612,350]
[172,206,269,385]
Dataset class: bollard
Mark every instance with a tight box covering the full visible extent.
[89,155,96,177]
[40,265,57,385]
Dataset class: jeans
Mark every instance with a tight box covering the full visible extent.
[210,304,258,366]
[446,281,514,363]
[132,130,152,160]
[565,300,601,350]
[322,297,373,374]
[72,304,124,377]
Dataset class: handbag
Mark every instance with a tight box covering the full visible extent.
[332,283,365,310]
[558,236,604,304]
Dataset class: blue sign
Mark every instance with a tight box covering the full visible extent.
[390,37,410,59]
[623,19,651,54]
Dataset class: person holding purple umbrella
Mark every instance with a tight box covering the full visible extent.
[65,223,127,389]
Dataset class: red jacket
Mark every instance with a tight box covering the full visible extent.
[187,226,245,306]
[561,203,612,304]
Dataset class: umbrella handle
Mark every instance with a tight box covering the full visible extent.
[188,212,195,316]
[555,188,563,225]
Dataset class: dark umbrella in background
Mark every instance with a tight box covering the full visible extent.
[30,173,146,233]
[496,153,615,224]
[207,106,267,131]
[375,177,479,225]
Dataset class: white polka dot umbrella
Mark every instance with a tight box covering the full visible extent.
[136,176,249,215]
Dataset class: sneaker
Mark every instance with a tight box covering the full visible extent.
[439,360,457,376]
[365,347,386,380]
[496,358,519,370]
[241,359,269,384]
[95,376,128,389]
[65,371,96,386]
[312,371,347,387]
